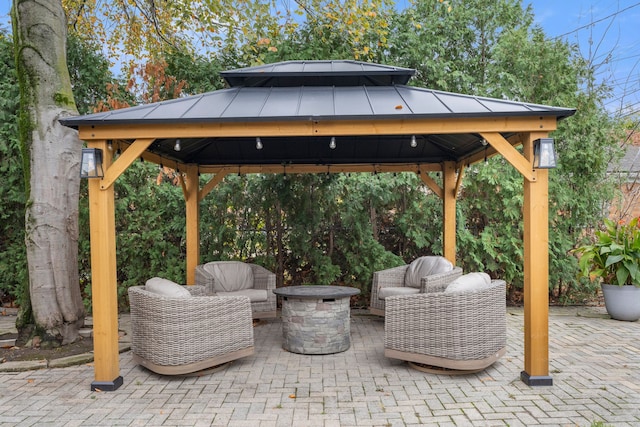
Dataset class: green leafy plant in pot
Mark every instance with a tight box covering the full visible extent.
[574,217,640,321]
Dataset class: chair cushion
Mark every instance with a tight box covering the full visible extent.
[145,277,191,298]
[203,261,254,292]
[216,289,268,302]
[444,272,492,293]
[404,256,453,288]
[379,286,420,299]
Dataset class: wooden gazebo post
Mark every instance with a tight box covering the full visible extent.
[183,165,200,285]
[87,139,122,392]
[442,161,458,264]
[521,132,553,386]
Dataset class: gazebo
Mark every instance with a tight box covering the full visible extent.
[61,60,575,391]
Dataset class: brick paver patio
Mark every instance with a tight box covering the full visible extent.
[1,307,639,426]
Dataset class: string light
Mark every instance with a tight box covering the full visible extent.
[329,137,336,149]
[256,137,263,150]
[174,139,181,151]
[410,135,417,148]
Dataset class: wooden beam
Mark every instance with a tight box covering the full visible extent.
[442,161,457,264]
[184,165,200,285]
[178,172,188,201]
[87,140,122,391]
[199,163,441,175]
[521,131,553,386]
[454,164,466,198]
[199,169,230,202]
[418,170,443,199]
[480,132,536,182]
[78,116,558,140]
[100,138,155,190]
[115,140,182,171]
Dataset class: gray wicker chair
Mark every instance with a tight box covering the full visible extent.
[370,256,463,316]
[128,285,255,375]
[384,279,506,373]
[195,261,277,319]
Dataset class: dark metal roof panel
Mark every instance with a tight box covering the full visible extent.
[60,85,575,128]
[394,87,450,115]
[298,87,335,116]
[260,86,303,117]
[143,96,202,119]
[222,60,415,75]
[186,91,240,118]
[365,86,412,115]
[220,89,270,118]
[221,60,416,87]
[334,87,374,115]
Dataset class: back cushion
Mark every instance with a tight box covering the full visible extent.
[404,256,453,289]
[444,272,492,293]
[203,261,254,292]
[145,277,191,298]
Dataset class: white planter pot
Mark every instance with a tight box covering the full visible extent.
[601,284,640,321]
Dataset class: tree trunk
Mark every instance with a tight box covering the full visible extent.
[12,0,85,344]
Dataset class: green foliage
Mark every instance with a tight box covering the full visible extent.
[74,0,626,308]
[389,0,533,92]
[457,158,525,289]
[0,30,27,305]
[574,217,640,287]
[164,50,225,95]
[386,0,622,302]
[66,35,123,114]
[1,1,626,312]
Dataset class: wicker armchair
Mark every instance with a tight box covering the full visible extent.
[384,278,506,373]
[370,256,463,316]
[128,284,255,375]
[195,261,277,319]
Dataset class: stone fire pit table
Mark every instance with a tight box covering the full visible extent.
[273,285,360,355]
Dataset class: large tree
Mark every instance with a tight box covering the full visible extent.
[12,0,84,344]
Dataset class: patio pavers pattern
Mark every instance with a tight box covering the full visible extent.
[0,308,639,426]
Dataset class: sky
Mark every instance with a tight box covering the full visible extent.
[525,0,640,116]
[0,0,638,116]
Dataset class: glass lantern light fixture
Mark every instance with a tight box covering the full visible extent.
[80,148,104,178]
[533,138,557,169]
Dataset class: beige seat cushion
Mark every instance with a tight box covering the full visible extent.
[203,261,254,292]
[379,286,420,299]
[445,272,492,293]
[404,256,453,289]
[216,289,268,302]
[145,277,191,298]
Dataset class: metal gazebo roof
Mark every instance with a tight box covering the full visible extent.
[60,60,575,168]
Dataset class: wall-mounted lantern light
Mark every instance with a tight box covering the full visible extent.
[80,148,104,178]
[533,138,557,169]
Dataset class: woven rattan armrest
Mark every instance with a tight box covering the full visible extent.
[419,266,463,293]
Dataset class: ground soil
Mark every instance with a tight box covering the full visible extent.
[0,333,94,363]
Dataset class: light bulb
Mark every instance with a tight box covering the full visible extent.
[329,137,336,149]
[410,135,417,148]
[256,137,263,150]
[174,139,181,151]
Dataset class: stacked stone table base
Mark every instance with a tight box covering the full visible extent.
[280,296,351,354]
